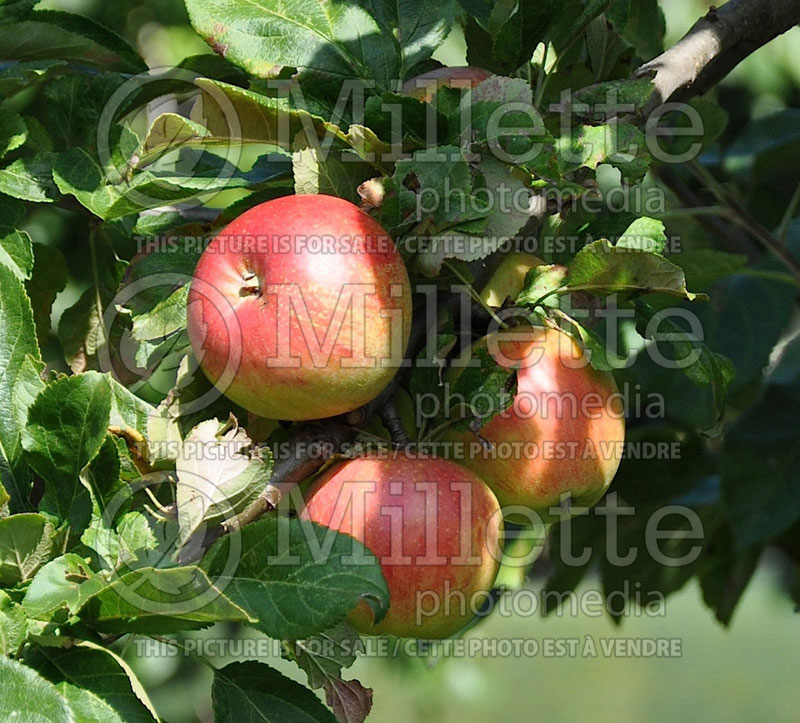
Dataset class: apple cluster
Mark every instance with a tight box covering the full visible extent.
[188,189,624,639]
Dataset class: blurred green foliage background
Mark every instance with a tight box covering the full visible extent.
[22,1,800,721]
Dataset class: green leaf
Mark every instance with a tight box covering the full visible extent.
[286,622,373,723]
[131,284,189,343]
[668,249,748,291]
[107,376,157,438]
[212,661,336,723]
[516,263,568,307]
[80,435,130,519]
[40,72,127,152]
[136,112,213,163]
[22,371,113,531]
[723,108,800,181]
[79,565,252,633]
[202,516,389,640]
[176,419,275,544]
[465,0,562,75]
[56,684,125,723]
[0,589,27,655]
[449,343,517,428]
[599,504,720,619]
[616,216,666,253]
[57,231,125,373]
[446,157,536,263]
[0,10,146,72]
[0,513,59,586]
[0,152,59,202]
[556,122,650,182]
[0,107,27,158]
[635,301,734,420]
[22,553,106,620]
[0,58,67,97]
[698,523,761,625]
[408,332,457,403]
[607,0,665,60]
[25,243,68,345]
[82,509,161,573]
[0,0,40,25]
[567,239,705,300]
[0,193,25,224]
[25,643,158,723]
[120,241,202,317]
[189,77,349,151]
[467,78,552,168]
[366,0,455,72]
[573,78,655,113]
[287,622,359,687]
[0,225,33,280]
[663,96,728,156]
[185,0,399,86]
[0,262,44,510]
[53,145,288,220]
[0,656,73,722]
[690,265,794,395]
[292,147,374,204]
[722,385,800,549]
[552,311,619,372]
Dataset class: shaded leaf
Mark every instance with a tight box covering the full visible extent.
[22,371,113,531]
[25,243,68,345]
[0,153,59,202]
[79,565,252,633]
[0,262,44,510]
[567,239,704,300]
[202,516,389,640]
[213,661,335,722]
[0,513,58,585]
[0,10,145,72]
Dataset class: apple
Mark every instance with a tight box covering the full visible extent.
[446,324,625,518]
[479,251,544,308]
[402,66,492,102]
[300,455,502,639]
[187,194,412,421]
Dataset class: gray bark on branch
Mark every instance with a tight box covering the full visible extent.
[634,0,800,110]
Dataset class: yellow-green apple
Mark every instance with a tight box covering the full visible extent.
[402,66,492,102]
[479,251,544,308]
[187,194,412,421]
[300,455,501,639]
[446,324,625,517]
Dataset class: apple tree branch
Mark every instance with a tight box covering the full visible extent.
[634,0,800,111]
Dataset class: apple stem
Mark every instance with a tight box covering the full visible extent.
[377,397,412,449]
[468,417,494,451]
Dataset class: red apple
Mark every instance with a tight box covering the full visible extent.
[187,194,412,421]
[402,66,492,102]
[300,455,501,639]
[446,324,625,517]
